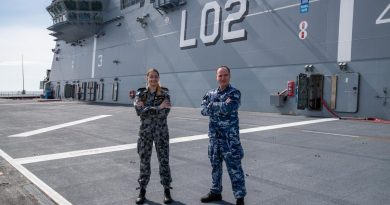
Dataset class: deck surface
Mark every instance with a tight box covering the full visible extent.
[0,99,389,205]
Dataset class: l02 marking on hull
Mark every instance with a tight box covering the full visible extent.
[180,0,248,48]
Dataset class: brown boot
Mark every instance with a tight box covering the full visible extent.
[236,197,245,205]
[200,192,222,203]
[135,188,146,204]
[164,188,173,204]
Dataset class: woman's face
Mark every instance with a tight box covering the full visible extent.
[147,71,159,87]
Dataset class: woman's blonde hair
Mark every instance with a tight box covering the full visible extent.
[146,68,162,95]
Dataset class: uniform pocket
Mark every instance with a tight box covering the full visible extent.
[226,130,244,160]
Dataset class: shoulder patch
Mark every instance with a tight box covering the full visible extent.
[160,87,169,95]
[137,87,146,92]
[136,88,147,97]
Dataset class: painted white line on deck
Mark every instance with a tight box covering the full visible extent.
[15,118,338,165]
[0,101,74,106]
[240,123,261,127]
[0,148,72,205]
[301,130,361,138]
[170,134,208,144]
[9,115,112,137]
[173,117,200,121]
[240,118,337,134]
[15,144,137,165]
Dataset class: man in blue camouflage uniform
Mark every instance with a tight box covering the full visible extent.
[134,68,173,204]
[200,66,246,205]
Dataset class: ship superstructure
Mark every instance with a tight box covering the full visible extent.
[45,0,390,119]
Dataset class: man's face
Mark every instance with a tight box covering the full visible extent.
[216,67,230,89]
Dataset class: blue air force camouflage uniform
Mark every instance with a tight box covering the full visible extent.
[134,87,172,189]
[201,84,247,199]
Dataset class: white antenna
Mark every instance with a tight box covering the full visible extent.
[22,55,25,94]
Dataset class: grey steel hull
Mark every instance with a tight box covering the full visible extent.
[48,0,390,119]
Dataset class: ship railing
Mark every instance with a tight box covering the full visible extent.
[0,91,42,98]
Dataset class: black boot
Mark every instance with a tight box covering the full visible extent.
[236,197,245,205]
[200,192,222,203]
[135,188,146,204]
[164,188,173,204]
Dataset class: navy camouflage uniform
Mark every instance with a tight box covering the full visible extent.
[134,87,172,189]
[201,84,247,199]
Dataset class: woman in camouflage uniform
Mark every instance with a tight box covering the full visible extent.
[134,68,173,204]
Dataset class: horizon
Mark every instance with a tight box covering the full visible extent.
[0,0,54,92]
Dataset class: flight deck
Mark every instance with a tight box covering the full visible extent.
[0,99,389,205]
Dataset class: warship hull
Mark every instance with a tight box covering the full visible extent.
[47,0,390,119]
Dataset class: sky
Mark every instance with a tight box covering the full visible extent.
[0,0,54,92]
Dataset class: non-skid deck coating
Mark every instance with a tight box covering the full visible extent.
[0,99,389,205]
